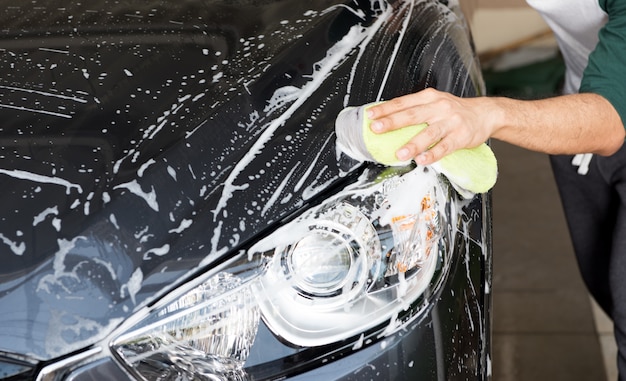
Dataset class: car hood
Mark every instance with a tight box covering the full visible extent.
[0,0,480,360]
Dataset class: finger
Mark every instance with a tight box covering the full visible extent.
[370,104,431,134]
[394,122,446,161]
[367,88,439,120]
[366,96,411,120]
[414,138,453,165]
[399,120,462,164]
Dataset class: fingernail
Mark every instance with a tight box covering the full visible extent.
[396,147,410,160]
[366,109,375,119]
[415,153,428,165]
[370,121,383,133]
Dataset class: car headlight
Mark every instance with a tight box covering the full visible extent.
[110,167,454,381]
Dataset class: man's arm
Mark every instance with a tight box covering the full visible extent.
[366,88,625,166]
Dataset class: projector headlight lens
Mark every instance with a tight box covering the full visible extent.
[288,229,355,296]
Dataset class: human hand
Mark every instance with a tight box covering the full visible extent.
[366,88,493,165]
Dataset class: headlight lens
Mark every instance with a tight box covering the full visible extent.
[285,217,371,299]
[112,271,261,381]
[111,167,454,381]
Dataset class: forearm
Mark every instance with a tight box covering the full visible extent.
[487,93,625,156]
[366,89,625,166]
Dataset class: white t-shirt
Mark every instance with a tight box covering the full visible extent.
[525,0,608,94]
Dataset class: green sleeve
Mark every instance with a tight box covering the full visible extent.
[580,0,626,127]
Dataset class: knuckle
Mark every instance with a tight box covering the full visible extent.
[434,98,454,113]
[388,97,407,110]
[448,113,466,129]
[405,107,422,122]
[422,88,438,97]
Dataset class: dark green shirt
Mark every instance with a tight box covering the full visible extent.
[580,0,626,126]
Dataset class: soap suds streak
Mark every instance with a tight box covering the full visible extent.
[261,164,299,217]
[212,23,371,220]
[113,180,159,212]
[0,169,83,195]
[0,101,73,119]
[33,206,59,226]
[0,85,88,103]
[375,0,414,101]
[0,234,26,255]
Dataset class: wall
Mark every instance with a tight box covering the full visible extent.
[469,0,554,54]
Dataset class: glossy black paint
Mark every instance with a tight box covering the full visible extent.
[0,0,490,380]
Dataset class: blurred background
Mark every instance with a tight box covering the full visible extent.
[464,1,618,380]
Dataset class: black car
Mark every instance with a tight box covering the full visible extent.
[0,0,491,380]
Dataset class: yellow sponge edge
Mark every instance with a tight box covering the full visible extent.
[361,104,498,195]
[432,144,498,195]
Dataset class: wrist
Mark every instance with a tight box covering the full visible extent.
[483,96,510,141]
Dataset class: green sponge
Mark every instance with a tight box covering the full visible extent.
[335,102,498,196]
